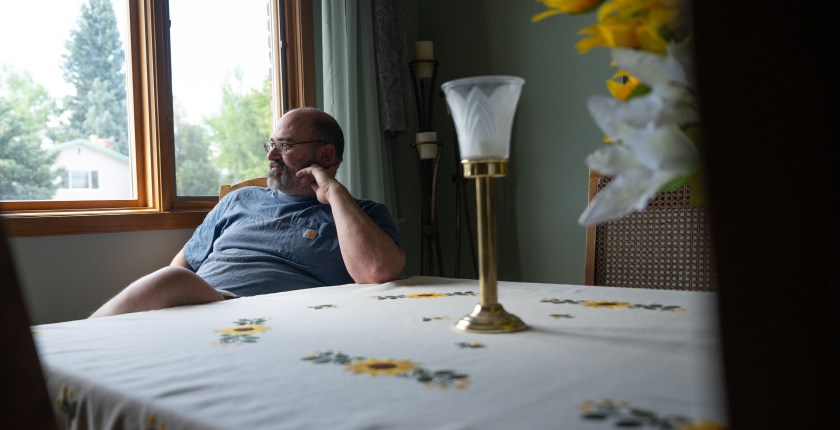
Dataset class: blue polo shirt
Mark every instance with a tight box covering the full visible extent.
[183,187,401,296]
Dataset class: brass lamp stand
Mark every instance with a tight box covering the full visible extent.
[442,75,527,334]
[453,160,527,333]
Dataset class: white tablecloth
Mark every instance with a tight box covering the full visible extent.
[33,276,727,429]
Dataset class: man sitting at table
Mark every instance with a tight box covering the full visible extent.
[90,108,405,318]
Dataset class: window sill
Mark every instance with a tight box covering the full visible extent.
[1,209,208,237]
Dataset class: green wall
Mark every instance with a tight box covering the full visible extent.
[392,0,610,284]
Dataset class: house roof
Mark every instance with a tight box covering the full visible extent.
[49,139,130,163]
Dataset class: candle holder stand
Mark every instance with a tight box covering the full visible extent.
[409,59,443,276]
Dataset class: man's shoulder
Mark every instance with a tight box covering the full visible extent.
[214,186,273,214]
[220,186,272,204]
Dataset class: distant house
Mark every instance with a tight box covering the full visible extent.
[49,138,132,200]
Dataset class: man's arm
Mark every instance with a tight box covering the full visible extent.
[297,166,406,284]
[171,249,193,270]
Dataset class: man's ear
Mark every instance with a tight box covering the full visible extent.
[317,144,336,165]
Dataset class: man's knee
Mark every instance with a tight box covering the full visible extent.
[91,266,219,318]
[150,266,202,287]
[124,266,205,300]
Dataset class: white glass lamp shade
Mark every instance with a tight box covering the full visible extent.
[441,76,524,160]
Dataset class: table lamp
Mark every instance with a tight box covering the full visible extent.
[441,75,527,333]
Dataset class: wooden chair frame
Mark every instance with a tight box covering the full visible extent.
[219,178,268,200]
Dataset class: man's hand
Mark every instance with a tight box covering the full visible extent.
[296,163,405,284]
[296,163,340,205]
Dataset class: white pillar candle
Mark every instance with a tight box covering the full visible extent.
[416,131,438,159]
[415,41,434,60]
[414,41,434,79]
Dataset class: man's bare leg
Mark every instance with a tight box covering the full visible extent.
[89,266,224,318]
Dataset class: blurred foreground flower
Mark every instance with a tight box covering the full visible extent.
[533,0,700,225]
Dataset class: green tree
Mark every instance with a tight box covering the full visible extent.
[61,0,128,155]
[0,68,59,200]
[206,71,272,183]
[174,108,220,196]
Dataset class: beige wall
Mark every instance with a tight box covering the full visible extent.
[11,229,194,324]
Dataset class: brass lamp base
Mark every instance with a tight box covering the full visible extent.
[455,303,528,333]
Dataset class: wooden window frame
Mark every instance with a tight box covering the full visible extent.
[1,0,315,237]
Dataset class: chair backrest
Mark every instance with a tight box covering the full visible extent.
[219,178,268,200]
[584,171,717,291]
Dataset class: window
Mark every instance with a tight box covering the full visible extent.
[62,171,99,189]
[0,0,315,237]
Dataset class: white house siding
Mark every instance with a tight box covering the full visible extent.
[51,141,133,200]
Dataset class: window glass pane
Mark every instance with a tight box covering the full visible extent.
[169,0,274,197]
[70,171,90,189]
[0,0,134,202]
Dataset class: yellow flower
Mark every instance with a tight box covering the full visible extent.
[407,292,447,299]
[582,300,631,308]
[574,0,684,53]
[215,324,269,336]
[532,0,604,22]
[346,357,417,377]
[576,21,639,53]
[606,68,643,101]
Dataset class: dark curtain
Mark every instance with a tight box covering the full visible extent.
[370,0,411,135]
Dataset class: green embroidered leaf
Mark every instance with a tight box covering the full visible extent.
[615,418,643,427]
[628,408,656,418]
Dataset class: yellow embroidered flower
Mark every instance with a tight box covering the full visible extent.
[345,357,417,377]
[55,384,75,406]
[532,0,604,22]
[582,300,631,308]
[453,379,470,390]
[215,324,269,336]
[407,292,447,299]
[428,379,471,390]
[678,420,729,430]
[146,414,167,430]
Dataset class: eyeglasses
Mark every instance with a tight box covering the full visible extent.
[263,139,326,154]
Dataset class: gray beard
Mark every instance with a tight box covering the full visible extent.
[267,161,292,191]
[267,156,315,195]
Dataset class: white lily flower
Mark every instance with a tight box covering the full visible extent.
[579,47,700,225]
[579,124,698,225]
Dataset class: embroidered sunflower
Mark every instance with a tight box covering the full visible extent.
[146,413,167,430]
[345,358,417,377]
[679,421,729,430]
[55,384,78,423]
[407,292,447,299]
[582,300,631,308]
[215,324,269,336]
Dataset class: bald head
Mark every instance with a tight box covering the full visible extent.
[279,108,345,160]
